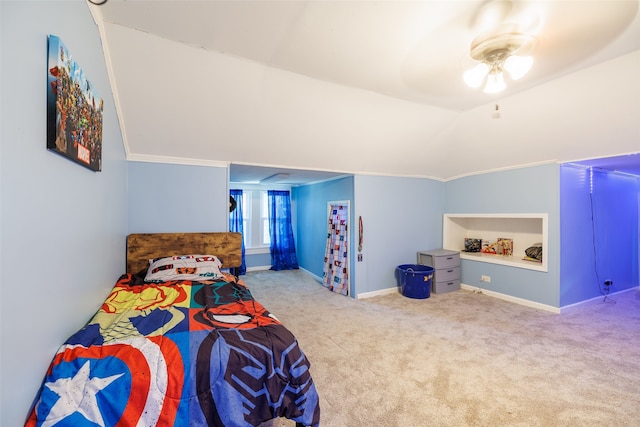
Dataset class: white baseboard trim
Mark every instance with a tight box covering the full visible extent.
[459,284,640,313]
[558,286,640,312]
[298,267,357,297]
[246,265,271,272]
[245,266,324,286]
[357,287,399,299]
[460,283,561,313]
[358,285,561,312]
[298,267,323,283]
[244,269,637,312]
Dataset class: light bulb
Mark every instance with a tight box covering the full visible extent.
[504,55,533,80]
[484,72,506,94]
[463,62,489,88]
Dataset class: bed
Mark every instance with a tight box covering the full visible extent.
[26,232,320,427]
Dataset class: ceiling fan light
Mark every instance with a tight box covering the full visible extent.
[484,72,506,94]
[504,55,533,80]
[463,62,490,88]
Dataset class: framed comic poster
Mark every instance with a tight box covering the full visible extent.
[47,34,103,171]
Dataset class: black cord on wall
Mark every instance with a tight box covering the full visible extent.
[589,170,615,304]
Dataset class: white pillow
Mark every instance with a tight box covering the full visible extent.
[145,254,223,282]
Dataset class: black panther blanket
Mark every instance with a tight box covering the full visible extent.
[26,273,320,426]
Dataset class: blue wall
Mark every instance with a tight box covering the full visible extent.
[294,176,355,283]
[128,161,229,233]
[246,251,272,270]
[444,163,560,307]
[560,164,639,306]
[1,2,127,425]
[354,175,444,296]
[253,174,445,299]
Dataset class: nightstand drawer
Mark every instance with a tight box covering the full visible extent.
[435,266,460,282]
[433,279,461,294]
[418,250,460,269]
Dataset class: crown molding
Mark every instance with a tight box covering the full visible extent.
[127,153,229,168]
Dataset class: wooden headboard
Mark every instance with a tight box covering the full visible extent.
[126,232,243,274]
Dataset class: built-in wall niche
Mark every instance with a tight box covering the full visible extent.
[443,214,548,272]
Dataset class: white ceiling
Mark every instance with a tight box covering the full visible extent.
[229,163,350,186]
[89,0,640,182]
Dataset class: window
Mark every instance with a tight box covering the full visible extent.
[260,191,271,247]
[242,190,270,250]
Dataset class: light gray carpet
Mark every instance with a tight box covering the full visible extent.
[248,269,640,427]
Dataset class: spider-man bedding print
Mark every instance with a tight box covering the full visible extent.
[26,273,320,427]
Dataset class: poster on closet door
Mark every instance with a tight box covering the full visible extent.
[323,201,350,296]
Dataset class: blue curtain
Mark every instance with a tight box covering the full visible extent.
[268,190,299,271]
[229,189,246,275]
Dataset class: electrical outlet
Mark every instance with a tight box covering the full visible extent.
[481,275,491,283]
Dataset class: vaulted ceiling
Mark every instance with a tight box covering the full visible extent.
[88,0,640,182]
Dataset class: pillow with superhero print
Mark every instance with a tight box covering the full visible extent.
[145,254,223,282]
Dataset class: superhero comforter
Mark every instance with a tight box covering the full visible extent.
[26,273,320,426]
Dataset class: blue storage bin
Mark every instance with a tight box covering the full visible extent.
[396,264,434,299]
